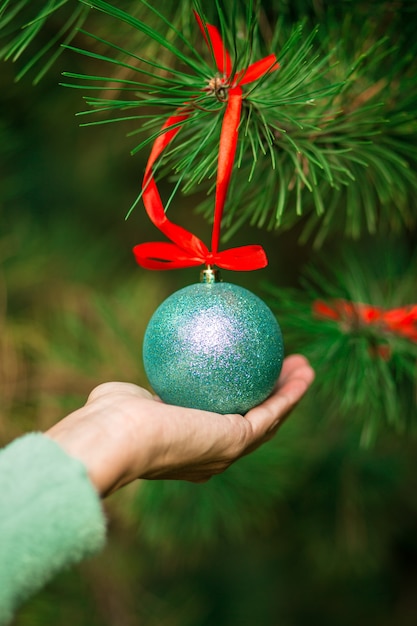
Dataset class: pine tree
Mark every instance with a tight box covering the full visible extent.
[2,2,417,625]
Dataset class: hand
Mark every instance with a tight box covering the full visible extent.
[45,355,314,497]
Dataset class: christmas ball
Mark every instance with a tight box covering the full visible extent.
[143,273,284,414]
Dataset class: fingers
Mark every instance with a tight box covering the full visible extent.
[245,354,314,441]
[275,354,314,389]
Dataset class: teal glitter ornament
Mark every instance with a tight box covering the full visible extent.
[143,269,284,414]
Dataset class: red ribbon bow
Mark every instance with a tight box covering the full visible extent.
[133,12,279,271]
[313,299,417,343]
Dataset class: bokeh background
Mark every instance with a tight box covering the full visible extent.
[1,1,417,625]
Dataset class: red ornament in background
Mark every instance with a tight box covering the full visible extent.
[313,299,417,344]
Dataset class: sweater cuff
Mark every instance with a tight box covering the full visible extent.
[0,433,107,624]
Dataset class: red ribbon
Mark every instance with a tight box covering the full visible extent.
[133,12,279,271]
[313,299,417,343]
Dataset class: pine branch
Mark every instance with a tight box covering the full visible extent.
[62,1,417,243]
[5,1,415,242]
[0,0,92,83]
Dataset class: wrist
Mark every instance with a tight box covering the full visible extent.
[44,404,124,497]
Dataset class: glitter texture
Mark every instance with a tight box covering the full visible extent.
[143,282,284,414]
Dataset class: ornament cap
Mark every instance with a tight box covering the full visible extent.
[200,267,221,284]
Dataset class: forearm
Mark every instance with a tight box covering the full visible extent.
[0,434,106,625]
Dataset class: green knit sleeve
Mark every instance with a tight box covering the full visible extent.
[0,433,107,625]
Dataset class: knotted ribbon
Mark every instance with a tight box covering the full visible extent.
[313,299,417,343]
[133,12,279,271]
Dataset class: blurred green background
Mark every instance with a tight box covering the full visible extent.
[2,2,417,625]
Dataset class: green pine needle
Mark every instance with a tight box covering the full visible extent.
[0,0,90,82]
[80,0,209,76]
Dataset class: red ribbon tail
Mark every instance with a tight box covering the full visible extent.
[211,88,242,255]
[193,10,232,75]
[235,54,280,85]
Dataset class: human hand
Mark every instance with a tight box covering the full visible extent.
[45,355,314,497]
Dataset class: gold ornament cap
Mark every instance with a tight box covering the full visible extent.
[200,267,221,284]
